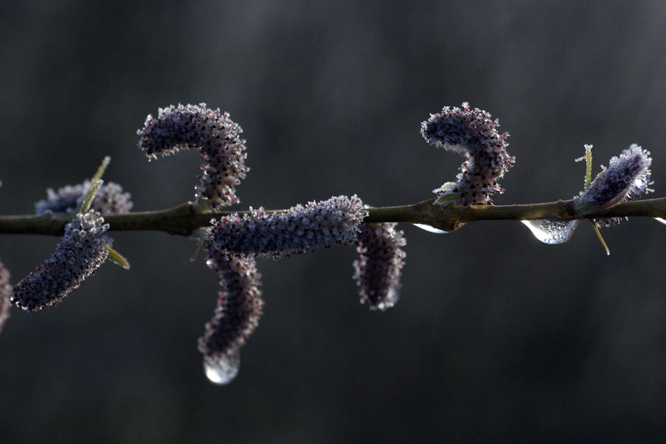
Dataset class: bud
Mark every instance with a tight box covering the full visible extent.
[137,103,248,208]
[353,222,406,311]
[207,195,368,258]
[421,103,515,205]
[0,260,11,333]
[35,180,133,215]
[11,210,112,311]
[198,255,263,385]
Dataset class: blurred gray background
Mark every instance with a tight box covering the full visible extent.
[1,1,666,442]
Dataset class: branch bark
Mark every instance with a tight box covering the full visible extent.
[1,196,665,237]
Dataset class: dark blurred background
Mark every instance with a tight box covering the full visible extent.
[1,1,666,442]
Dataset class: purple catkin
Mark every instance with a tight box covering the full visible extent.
[207,195,368,258]
[35,180,133,215]
[137,103,248,208]
[198,255,263,365]
[421,103,515,206]
[582,144,652,208]
[0,260,11,333]
[11,210,112,312]
[579,144,652,228]
[353,223,406,311]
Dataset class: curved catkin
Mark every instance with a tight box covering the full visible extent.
[198,254,263,381]
[421,102,515,206]
[0,261,11,333]
[137,103,248,208]
[207,195,368,258]
[353,223,406,311]
[11,211,112,312]
[35,180,133,215]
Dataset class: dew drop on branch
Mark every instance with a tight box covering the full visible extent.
[412,222,466,234]
[412,223,449,234]
[521,219,580,244]
[203,350,240,385]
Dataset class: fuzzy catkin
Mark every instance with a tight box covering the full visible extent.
[35,180,133,215]
[198,255,263,364]
[582,144,652,207]
[11,210,112,311]
[353,223,406,311]
[207,195,368,258]
[579,144,653,228]
[137,103,248,208]
[421,103,515,206]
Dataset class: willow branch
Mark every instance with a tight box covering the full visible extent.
[0,196,665,238]
[364,196,666,231]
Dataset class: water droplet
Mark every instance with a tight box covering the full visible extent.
[203,349,240,385]
[411,223,451,234]
[375,287,399,311]
[654,217,666,226]
[521,219,580,244]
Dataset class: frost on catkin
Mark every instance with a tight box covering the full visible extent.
[353,223,406,311]
[137,103,248,208]
[421,103,515,206]
[207,195,368,258]
[11,210,112,311]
